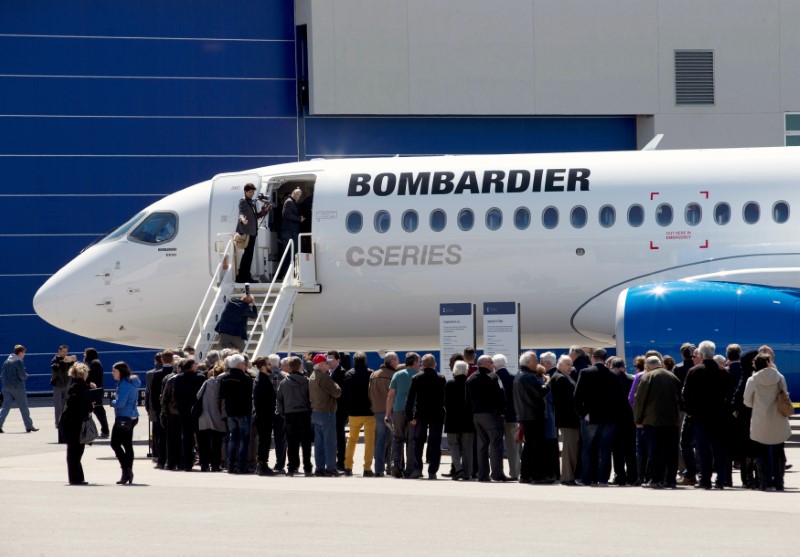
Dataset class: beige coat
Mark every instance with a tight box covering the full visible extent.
[743,367,792,445]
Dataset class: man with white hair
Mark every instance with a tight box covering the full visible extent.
[493,354,520,480]
[466,354,510,482]
[633,355,681,488]
[444,360,474,480]
[514,351,551,483]
[681,340,732,489]
[550,354,581,484]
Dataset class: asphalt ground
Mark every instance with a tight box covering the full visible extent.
[0,400,797,556]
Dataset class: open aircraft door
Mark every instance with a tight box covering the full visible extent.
[208,172,261,276]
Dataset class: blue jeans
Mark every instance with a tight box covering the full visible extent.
[374,412,393,474]
[0,387,33,430]
[226,415,251,472]
[311,411,337,472]
[580,421,615,484]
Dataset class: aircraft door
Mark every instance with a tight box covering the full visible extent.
[208,173,261,276]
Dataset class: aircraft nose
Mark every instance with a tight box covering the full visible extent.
[33,276,61,328]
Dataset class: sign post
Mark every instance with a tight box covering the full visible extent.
[482,302,521,374]
[439,303,476,380]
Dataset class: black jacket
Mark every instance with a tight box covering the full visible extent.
[513,366,549,422]
[572,354,592,376]
[727,361,742,399]
[343,364,374,417]
[672,358,694,387]
[465,367,505,416]
[88,359,104,388]
[253,371,277,421]
[214,299,257,340]
[444,375,474,433]
[281,197,302,239]
[50,355,71,389]
[331,364,349,417]
[148,366,173,418]
[219,368,254,417]
[405,368,446,423]
[172,371,206,417]
[59,379,92,442]
[549,369,580,428]
[682,359,732,428]
[494,367,517,423]
[573,363,622,424]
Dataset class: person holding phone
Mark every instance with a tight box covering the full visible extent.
[110,362,141,485]
[59,362,93,485]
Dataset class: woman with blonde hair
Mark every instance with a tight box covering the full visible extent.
[59,362,93,485]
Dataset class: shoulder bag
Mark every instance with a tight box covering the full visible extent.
[80,416,99,444]
[776,388,794,417]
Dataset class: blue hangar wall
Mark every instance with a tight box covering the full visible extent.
[0,1,635,391]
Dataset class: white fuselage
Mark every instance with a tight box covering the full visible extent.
[34,147,800,352]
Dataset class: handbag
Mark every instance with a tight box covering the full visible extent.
[80,416,99,444]
[116,416,135,431]
[234,233,249,250]
[776,388,794,417]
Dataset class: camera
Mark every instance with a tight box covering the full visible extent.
[256,193,270,202]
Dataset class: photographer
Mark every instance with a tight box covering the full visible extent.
[214,293,258,352]
[235,183,270,284]
[51,344,76,435]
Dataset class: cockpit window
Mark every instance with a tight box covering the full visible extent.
[129,212,178,244]
[100,211,145,244]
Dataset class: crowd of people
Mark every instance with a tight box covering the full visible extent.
[0,340,794,491]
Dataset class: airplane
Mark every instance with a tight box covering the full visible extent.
[33,145,800,396]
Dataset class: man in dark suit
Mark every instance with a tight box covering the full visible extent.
[610,358,638,485]
[328,350,349,472]
[148,350,174,469]
[171,358,206,471]
[144,352,162,459]
[235,183,269,283]
[682,340,732,489]
[465,355,509,482]
[405,353,446,479]
[550,354,581,484]
[573,348,622,485]
[673,342,699,485]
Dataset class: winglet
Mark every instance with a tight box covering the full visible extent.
[642,134,664,151]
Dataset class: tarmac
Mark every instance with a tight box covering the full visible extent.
[0,400,797,556]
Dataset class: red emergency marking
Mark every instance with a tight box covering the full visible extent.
[700,191,709,199]
[650,192,659,200]
[699,240,709,249]
[650,241,659,250]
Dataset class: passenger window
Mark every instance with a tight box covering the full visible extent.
[598,205,615,228]
[129,212,178,244]
[374,210,390,233]
[714,202,730,225]
[773,201,790,223]
[514,207,531,230]
[458,209,474,231]
[430,209,447,232]
[401,210,418,232]
[542,206,559,229]
[345,211,363,233]
[486,208,503,231]
[627,204,644,227]
[570,206,587,229]
[685,203,702,226]
[743,202,760,224]
[655,204,673,227]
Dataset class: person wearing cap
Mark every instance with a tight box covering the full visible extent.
[309,353,342,476]
[235,183,269,284]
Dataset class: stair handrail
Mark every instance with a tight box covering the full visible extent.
[243,239,295,355]
[184,235,235,352]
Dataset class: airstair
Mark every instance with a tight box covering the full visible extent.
[183,233,319,362]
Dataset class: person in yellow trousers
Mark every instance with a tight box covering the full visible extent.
[343,352,376,476]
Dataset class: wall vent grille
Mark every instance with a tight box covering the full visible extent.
[675,50,715,106]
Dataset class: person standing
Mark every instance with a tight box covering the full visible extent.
[172,358,206,471]
[0,345,37,434]
[493,354,520,481]
[744,353,792,491]
[50,345,74,436]
[159,361,182,471]
[253,356,277,476]
[110,362,141,485]
[309,353,342,476]
[144,352,163,459]
[369,352,397,477]
[405,353,446,479]
[276,356,313,476]
[444,360,474,480]
[550,355,581,485]
[573,348,620,486]
[235,183,269,283]
[673,342,698,485]
[270,356,290,474]
[610,357,638,486]
[59,362,93,485]
[682,340,732,490]
[214,294,258,352]
[466,355,509,482]
[343,352,376,476]
[220,354,255,474]
[514,352,551,483]
[633,356,682,489]
[84,348,109,438]
[280,188,304,256]
[387,352,421,478]
[148,350,174,469]
[328,350,349,473]
[196,361,226,472]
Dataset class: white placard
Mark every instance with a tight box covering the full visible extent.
[439,303,476,381]
[483,302,520,374]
